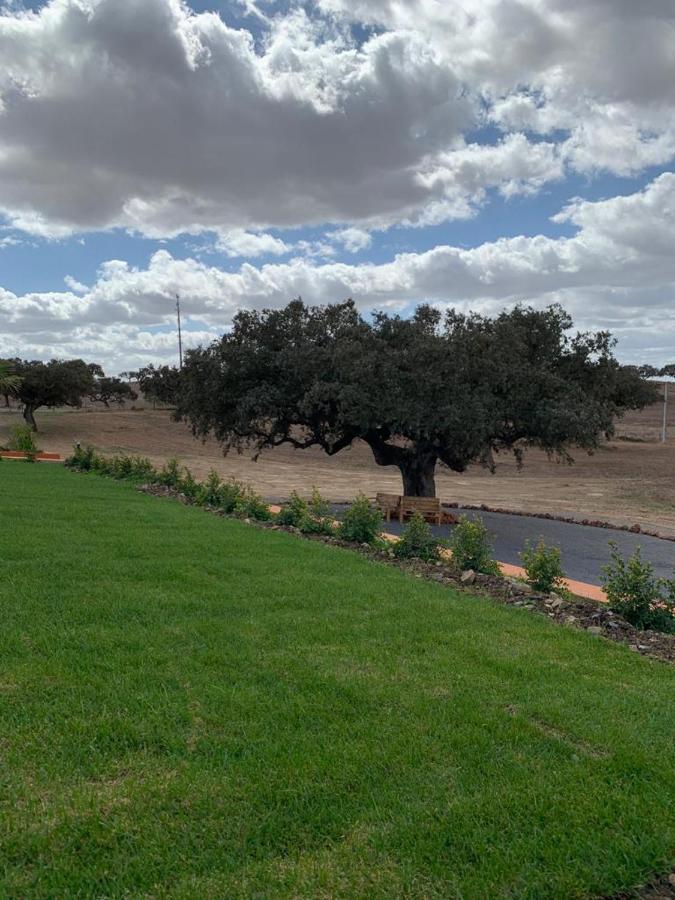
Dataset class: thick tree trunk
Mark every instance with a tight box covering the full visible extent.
[399,455,437,497]
[364,433,439,497]
[23,405,38,431]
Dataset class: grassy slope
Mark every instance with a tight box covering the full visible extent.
[0,464,673,899]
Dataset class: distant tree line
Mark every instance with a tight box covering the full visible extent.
[636,364,675,378]
[127,365,182,407]
[0,358,137,430]
[0,358,185,429]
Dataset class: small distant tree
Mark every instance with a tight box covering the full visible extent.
[14,359,97,430]
[177,300,656,497]
[89,376,138,408]
[135,365,181,406]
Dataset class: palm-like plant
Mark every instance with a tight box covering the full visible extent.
[0,361,21,398]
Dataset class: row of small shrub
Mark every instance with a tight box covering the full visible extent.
[65,445,272,521]
[275,489,336,536]
[518,535,674,633]
[387,511,674,634]
[65,446,674,633]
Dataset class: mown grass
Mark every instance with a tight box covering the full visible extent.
[0,463,673,898]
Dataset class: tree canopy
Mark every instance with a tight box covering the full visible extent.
[89,376,138,408]
[133,365,181,406]
[178,300,656,496]
[13,359,98,430]
[637,363,674,378]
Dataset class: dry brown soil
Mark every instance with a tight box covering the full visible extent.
[2,400,674,538]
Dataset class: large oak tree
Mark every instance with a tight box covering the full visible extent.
[177,300,656,497]
[14,359,98,430]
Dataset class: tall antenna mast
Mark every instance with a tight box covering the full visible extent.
[176,294,184,369]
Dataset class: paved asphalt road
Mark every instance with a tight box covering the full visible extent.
[330,506,675,585]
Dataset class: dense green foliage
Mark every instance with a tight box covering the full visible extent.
[232,484,273,521]
[449,515,500,575]
[9,359,132,430]
[337,493,382,544]
[276,489,335,535]
[302,488,336,535]
[276,491,311,528]
[520,539,566,593]
[637,363,675,377]
[156,456,182,488]
[11,358,98,430]
[393,512,441,562]
[602,543,675,633]
[133,364,181,406]
[176,299,656,497]
[66,446,273,522]
[5,423,39,458]
[0,464,674,897]
[0,359,21,401]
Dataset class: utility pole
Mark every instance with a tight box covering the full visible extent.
[662,381,669,443]
[176,294,184,370]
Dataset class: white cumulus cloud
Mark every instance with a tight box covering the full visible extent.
[2,175,675,368]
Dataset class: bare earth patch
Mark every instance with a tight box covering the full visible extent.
[2,404,674,537]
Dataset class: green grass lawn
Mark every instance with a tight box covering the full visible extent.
[1,463,673,898]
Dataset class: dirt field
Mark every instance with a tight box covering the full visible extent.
[2,396,674,539]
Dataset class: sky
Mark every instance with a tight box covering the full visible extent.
[1,0,674,373]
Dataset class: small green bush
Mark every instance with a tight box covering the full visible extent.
[301,515,335,536]
[393,513,441,562]
[197,470,222,506]
[112,455,138,480]
[178,467,200,500]
[233,485,272,521]
[449,515,500,575]
[301,488,335,535]
[92,453,114,476]
[602,543,675,633]
[520,538,565,593]
[157,457,182,488]
[338,494,381,544]
[8,424,39,459]
[130,456,157,481]
[68,449,155,482]
[276,491,310,528]
[220,477,247,514]
[308,487,331,520]
[65,444,98,471]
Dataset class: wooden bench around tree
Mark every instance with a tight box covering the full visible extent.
[399,495,442,525]
[376,493,442,525]
[375,492,401,523]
